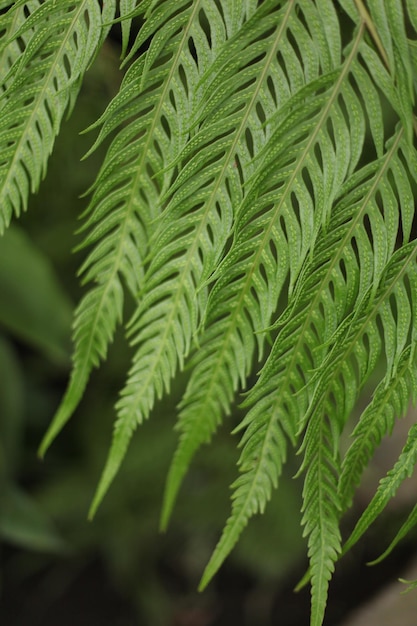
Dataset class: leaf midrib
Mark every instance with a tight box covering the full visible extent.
[70,1,203,399]
[1,1,91,201]
[125,0,297,418]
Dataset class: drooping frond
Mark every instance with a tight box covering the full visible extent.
[298,408,342,626]
[339,314,417,508]
[0,0,113,232]
[368,489,417,568]
[88,0,262,516]
[200,14,394,588]
[40,0,208,456]
[304,190,417,428]
[343,421,417,556]
[339,346,417,510]
[161,0,343,530]
[297,237,417,625]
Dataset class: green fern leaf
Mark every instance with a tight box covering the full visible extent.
[200,115,416,626]
[296,239,417,622]
[199,21,372,590]
[161,2,343,529]
[160,76,335,526]
[88,0,262,515]
[343,421,417,555]
[338,238,417,510]
[298,410,342,626]
[339,346,417,511]
[307,232,417,430]
[0,0,110,232]
[121,3,348,528]
[40,0,204,456]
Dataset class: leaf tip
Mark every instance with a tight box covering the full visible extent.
[38,424,58,459]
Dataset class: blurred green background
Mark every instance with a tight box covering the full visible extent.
[0,42,308,626]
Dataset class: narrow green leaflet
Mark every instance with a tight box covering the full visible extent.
[369,499,417,566]
[339,345,417,510]
[343,422,417,555]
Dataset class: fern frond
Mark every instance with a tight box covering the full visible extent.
[23,3,417,624]
[338,345,417,510]
[300,200,416,624]
[40,0,205,456]
[0,1,39,96]
[161,2,344,529]
[160,73,341,528]
[343,421,417,555]
[298,409,342,626]
[338,233,417,509]
[201,121,416,620]
[88,0,263,516]
[295,240,417,623]
[150,0,360,524]
[306,234,417,430]
[0,0,111,232]
[200,21,375,589]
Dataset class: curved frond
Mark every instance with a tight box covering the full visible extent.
[199,20,376,590]
[298,238,417,625]
[40,0,203,456]
[343,421,417,555]
[21,3,417,623]
[339,345,417,509]
[161,1,344,529]
[368,498,417,566]
[202,121,416,618]
[87,0,260,515]
[0,0,110,232]
[298,409,342,626]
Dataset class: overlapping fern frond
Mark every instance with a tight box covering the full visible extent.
[2,2,417,625]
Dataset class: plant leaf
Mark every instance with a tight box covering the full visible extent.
[0,0,110,232]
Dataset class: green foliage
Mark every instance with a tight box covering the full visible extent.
[1,1,417,624]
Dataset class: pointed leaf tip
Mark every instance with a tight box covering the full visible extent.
[88,418,137,519]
